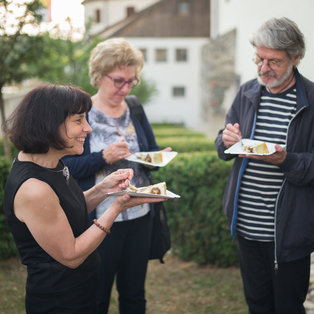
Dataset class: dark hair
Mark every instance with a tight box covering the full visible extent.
[4,84,92,153]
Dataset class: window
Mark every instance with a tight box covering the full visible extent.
[126,6,135,17]
[95,9,101,23]
[176,48,188,62]
[140,48,148,62]
[178,1,190,15]
[155,49,167,62]
[172,87,185,97]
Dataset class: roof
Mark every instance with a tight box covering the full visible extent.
[97,0,210,38]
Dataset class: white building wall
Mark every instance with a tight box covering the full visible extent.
[84,0,159,35]
[214,0,314,84]
[126,37,209,130]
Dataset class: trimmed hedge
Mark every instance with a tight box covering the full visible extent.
[156,137,216,153]
[152,152,238,266]
[0,157,18,258]
[153,127,207,138]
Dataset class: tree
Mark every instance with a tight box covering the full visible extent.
[0,0,45,159]
[27,23,158,104]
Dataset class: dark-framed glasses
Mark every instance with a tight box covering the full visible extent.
[252,55,285,70]
[105,74,139,89]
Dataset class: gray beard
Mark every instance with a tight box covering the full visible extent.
[257,63,294,89]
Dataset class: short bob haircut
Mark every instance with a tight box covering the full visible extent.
[250,17,305,63]
[4,84,92,154]
[89,38,144,88]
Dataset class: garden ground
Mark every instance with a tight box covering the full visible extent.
[0,252,247,314]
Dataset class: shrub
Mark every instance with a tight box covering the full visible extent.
[157,137,216,153]
[152,152,238,267]
[153,127,207,138]
[0,157,17,258]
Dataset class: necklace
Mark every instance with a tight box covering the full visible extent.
[266,72,295,94]
[20,153,70,182]
[47,165,70,182]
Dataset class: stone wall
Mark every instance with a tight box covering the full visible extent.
[200,28,239,139]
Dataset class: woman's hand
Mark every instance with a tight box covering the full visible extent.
[102,139,131,164]
[100,168,133,193]
[84,169,133,212]
[111,193,167,215]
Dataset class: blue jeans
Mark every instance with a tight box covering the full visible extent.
[237,236,310,314]
[96,213,152,314]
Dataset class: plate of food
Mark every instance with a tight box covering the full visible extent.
[126,151,178,167]
[224,139,281,155]
[106,182,180,199]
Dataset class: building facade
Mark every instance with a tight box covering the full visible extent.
[83,0,212,133]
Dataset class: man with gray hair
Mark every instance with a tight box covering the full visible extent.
[215,17,314,313]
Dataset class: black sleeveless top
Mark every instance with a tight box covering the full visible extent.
[4,157,100,299]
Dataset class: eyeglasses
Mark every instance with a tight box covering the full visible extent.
[105,74,139,89]
[252,55,285,70]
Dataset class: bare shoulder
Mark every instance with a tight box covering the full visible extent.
[14,178,59,222]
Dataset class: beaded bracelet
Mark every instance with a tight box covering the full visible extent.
[93,219,111,234]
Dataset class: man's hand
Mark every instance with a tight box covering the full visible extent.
[239,144,287,165]
[222,123,242,148]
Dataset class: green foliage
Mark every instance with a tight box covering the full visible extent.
[157,136,216,152]
[152,152,237,266]
[154,128,207,138]
[0,138,18,159]
[0,157,17,258]
[0,0,45,87]
[27,31,158,103]
[130,75,158,105]
[152,123,216,152]
[0,0,45,159]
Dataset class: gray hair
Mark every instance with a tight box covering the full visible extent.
[250,17,305,61]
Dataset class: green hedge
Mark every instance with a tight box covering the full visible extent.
[0,157,18,258]
[152,152,238,266]
[152,123,216,153]
[156,137,216,153]
[153,127,207,138]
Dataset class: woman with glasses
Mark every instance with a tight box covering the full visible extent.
[63,38,170,314]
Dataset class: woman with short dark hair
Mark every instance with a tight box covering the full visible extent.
[3,84,164,313]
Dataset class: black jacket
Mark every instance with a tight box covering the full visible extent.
[215,68,314,263]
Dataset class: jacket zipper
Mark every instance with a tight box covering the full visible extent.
[273,104,306,271]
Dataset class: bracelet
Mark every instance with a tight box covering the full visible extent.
[93,219,111,234]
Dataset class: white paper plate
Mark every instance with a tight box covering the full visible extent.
[224,139,283,155]
[126,151,178,167]
[106,189,180,199]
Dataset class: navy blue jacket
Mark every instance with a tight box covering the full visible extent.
[215,69,314,264]
[63,99,160,220]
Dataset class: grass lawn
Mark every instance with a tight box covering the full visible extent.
[0,253,247,314]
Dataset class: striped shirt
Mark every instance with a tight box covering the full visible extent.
[236,84,297,241]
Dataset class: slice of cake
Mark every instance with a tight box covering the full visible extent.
[136,152,163,163]
[242,142,269,154]
[127,182,167,195]
[253,142,269,154]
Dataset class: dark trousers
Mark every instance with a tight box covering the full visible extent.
[96,213,152,314]
[237,236,310,314]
